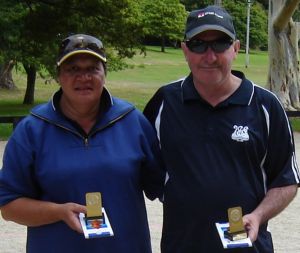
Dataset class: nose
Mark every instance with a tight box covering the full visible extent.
[76,70,92,80]
[204,47,218,63]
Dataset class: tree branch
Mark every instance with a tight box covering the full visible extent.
[273,0,300,32]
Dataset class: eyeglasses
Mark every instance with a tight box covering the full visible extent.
[185,38,234,54]
[57,34,107,66]
[61,37,105,56]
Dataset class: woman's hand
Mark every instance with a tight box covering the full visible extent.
[1,198,86,233]
[57,202,87,233]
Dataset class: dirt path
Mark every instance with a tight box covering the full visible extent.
[0,133,300,253]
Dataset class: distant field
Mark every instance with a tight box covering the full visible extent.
[0,46,269,110]
[1,46,299,139]
[108,47,269,109]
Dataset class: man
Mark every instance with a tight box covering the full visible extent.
[144,5,300,253]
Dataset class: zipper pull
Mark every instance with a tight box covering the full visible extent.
[84,138,89,146]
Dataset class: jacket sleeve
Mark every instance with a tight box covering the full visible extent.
[0,120,40,207]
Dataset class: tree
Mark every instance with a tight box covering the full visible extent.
[180,0,212,10]
[0,0,144,104]
[179,0,268,50]
[0,0,25,90]
[268,0,300,110]
[141,0,187,52]
[180,0,269,10]
[223,0,268,50]
[0,61,15,90]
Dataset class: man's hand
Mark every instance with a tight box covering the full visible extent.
[242,185,297,242]
[243,212,260,242]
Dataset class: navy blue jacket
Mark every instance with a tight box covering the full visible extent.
[0,89,164,253]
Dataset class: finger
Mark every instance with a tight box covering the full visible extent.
[247,229,256,242]
[72,203,87,214]
[66,214,84,233]
[73,219,84,233]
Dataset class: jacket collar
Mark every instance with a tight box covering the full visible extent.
[30,87,134,135]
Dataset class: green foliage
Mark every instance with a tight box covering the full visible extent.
[222,1,268,50]
[291,118,300,132]
[6,47,300,139]
[293,6,300,21]
[141,0,187,46]
[0,124,13,141]
[180,0,213,10]
[0,1,27,62]
[1,0,269,75]
[179,0,269,10]
[178,0,268,50]
[248,3,268,50]
[0,0,145,76]
[4,47,300,139]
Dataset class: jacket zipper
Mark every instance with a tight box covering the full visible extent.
[31,108,134,146]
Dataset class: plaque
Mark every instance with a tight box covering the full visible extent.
[79,192,114,238]
[86,192,103,219]
[79,208,114,238]
[224,206,248,241]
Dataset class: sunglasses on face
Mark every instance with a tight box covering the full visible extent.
[185,38,234,54]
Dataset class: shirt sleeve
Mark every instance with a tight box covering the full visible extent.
[263,96,300,189]
[137,111,165,201]
[143,87,165,127]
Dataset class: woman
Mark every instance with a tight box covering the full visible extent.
[0,34,164,253]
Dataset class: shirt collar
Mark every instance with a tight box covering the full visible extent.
[181,70,254,106]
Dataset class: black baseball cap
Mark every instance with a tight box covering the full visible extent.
[57,34,107,66]
[184,5,236,41]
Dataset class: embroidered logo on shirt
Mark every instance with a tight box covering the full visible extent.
[231,125,249,142]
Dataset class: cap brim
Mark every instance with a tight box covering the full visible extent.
[57,49,107,66]
[186,25,235,40]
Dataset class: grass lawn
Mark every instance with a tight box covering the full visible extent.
[0,46,299,139]
[107,47,269,110]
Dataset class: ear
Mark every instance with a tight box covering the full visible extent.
[233,40,240,53]
[233,40,240,59]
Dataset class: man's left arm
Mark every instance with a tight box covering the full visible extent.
[243,184,298,242]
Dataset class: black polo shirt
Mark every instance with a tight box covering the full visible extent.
[144,71,300,253]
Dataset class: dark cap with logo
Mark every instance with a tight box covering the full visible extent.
[57,34,107,66]
[184,5,236,41]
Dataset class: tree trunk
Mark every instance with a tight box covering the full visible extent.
[297,21,300,35]
[268,0,300,110]
[0,61,16,90]
[214,0,222,6]
[161,36,166,52]
[23,64,36,105]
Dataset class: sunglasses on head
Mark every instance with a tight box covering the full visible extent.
[60,36,105,57]
[185,38,234,54]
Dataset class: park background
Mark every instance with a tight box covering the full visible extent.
[2,0,300,138]
[1,0,300,252]
[1,46,300,139]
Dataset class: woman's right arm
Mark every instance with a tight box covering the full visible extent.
[1,197,86,233]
